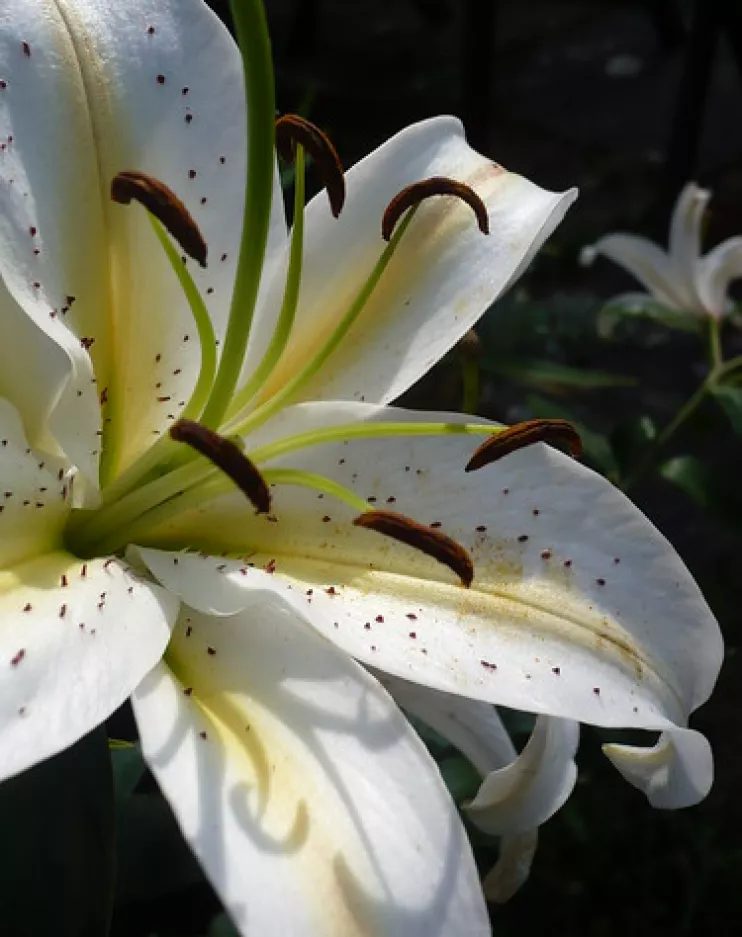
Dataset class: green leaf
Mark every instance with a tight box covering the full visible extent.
[208,913,241,937]
[658,455,714,509]
[610,414,657,476]
[659,455,742,529]
[597,296,702,336]
[0,728,115,937]
[111,743,147,801]
[710,383,742,434]
[438,755,482,803]
[481,356,635,390]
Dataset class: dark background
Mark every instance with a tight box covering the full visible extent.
[117,2,742,934]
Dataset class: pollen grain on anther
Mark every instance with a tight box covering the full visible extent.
[111,170,207,267]
[465,419,582,472]
[170,419,271,514]
[275,113,345,218]
[353,510,474,587]
[382,176,490,241]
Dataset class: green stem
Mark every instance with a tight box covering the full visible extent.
[73,458,217,554]
[226,144,306,421]
[89,475,232,556]
[200,0,276,429]
[622,380,710,493]
[707,317,723,371]
[622,343,742,492]
[460,358,480,413]
[224,208,418,438]
[262,468,370,512]
[249,419,495,465]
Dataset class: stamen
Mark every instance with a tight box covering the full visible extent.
[170,420,271,513]
[275,114,345,218]
[111,171,207,267]
[465,419,582,472]
[353,510,474,587]
[382,177,489,241]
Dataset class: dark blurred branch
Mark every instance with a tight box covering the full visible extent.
[288,0,321,59]
[461,0,499,152]
[660,0,720,223]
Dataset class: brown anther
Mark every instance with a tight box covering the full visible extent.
[465,419,582,472]
[275,114,345,218]
[353,510,474,587]
[111,171,207,266]
[170,420,271,514]
[382,177,489,241]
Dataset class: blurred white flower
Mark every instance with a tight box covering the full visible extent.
[582,182,742,320]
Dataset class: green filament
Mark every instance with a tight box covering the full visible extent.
[226,144,307,421]
[224,207,419,438]
[199,0,277,429]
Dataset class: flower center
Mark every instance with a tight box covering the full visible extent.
[63,115,576,581]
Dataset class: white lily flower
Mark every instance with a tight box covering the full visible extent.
[581,182,742,320]
[0,1,722,935]
[379,674,579,902]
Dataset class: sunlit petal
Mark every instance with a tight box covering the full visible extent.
[137,401,721,751]
[0,548,175,781]
[1,0,286,479]
[245,116,575,409]
[132,593,489,937]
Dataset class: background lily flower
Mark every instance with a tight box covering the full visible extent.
[0,1,723,934]
[581,182,742,321]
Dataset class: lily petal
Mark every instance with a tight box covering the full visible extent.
[0,379,177,782]
[482,830,538,904]
[1,0,285,478]
[602,727,712,808]
[377,674,518,776]
[247,116,576,408]
[138,401,722,755]
[695,236,742,320]
[581,234,691,310]
[668,182,710,307]
[0,1,107,485]
[377,676,578,901]
[0,398,70,567]
[465,715,578,836]
[131,592,490,937]
[0,551,176,782]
